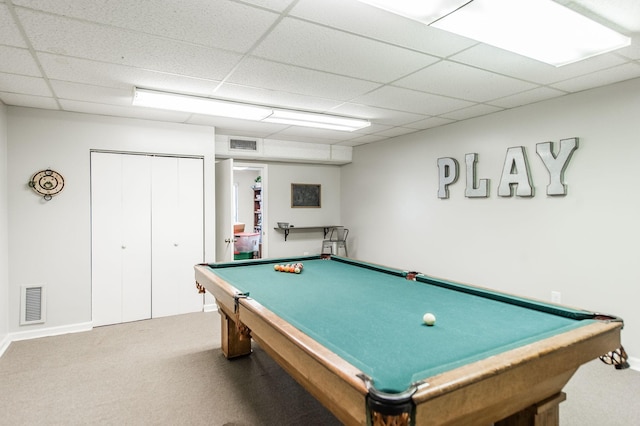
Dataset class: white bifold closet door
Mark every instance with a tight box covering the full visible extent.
[91,152,204,327]
[151,156,204,318]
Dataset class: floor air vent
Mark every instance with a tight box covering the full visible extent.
[20,285,46,325]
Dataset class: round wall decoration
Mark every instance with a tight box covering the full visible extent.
[29,168,65,201]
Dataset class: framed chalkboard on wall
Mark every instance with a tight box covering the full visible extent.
[291,183,321,208]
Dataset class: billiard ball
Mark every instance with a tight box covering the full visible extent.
[274,265,279,271]
[423,313,436,326]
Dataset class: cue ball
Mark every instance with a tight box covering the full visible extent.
[423,313,436,326]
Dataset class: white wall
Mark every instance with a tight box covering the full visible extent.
[0,102,8,352]
[266,162,341,258]
[7,108,215,335]
[342,77,640,360]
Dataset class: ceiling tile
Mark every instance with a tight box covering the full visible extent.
[240,0,297,13]
[329,102,427,127]
[0,3,28,47]
[227,57,381,101]
[450,43,628,85]
[0,72,51,96]
[395,61,539,102]
[440,104,504,121]
[38,53,221,95]
[403,116,455,130]
[349,122,393,135]
[488,87,567,109]
[214,82,344,112]
[372,126,419,138]
[251,17,439,83]
[50,80,132,105]
[351,85,474,116]
[336,134,388,147]
[14,0,281,53]
[290,0,476,57]
[550,63,640,92]
[0,45,41,76]
[17,9,243,80]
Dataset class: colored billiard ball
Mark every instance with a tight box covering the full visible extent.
[423,313,436,326]
[294,267,301,273]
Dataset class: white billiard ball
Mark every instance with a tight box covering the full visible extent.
[423,313,436,326]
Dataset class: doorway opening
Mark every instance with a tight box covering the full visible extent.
[233,163,267,260]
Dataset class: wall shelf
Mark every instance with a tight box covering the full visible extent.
[274,225,340,241]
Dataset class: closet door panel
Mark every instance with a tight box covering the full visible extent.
[91,153,124,327]
[120,154,152,322]
[91,152,152,326]
[151,156,204,317]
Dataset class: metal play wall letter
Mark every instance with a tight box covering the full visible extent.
[437,157,459,199]
[498,146,534,197]
[465,153,489,198]
[536,138,579,196]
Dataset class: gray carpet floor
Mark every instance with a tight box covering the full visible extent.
[0,311,637,425]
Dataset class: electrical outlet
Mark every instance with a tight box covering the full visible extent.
[303,251,309,255]
[551,291,562,304]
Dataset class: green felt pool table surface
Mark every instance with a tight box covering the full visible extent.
[204,255,597,394]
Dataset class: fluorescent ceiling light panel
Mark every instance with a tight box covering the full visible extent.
[358,0,631,66]
[133,88,370,132]
[358,0,469,23]
[264,110,371,131]
[133,88,272,121]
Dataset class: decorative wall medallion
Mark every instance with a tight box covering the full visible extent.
[29,169,65,201]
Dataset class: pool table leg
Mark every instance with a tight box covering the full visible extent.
[218,304,252,359]
[495,392,566,426]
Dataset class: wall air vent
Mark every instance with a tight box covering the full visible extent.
[229,138,258,151]
[20,285,46,325]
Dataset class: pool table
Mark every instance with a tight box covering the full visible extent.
[194,255,626,426]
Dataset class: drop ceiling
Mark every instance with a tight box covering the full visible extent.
[0,0,639,146]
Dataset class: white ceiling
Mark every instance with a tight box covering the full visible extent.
[1,0,639,147]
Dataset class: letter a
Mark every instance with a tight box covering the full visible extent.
[498,147,534,197]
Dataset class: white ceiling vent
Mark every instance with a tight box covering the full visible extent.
[229,138,258,151]
[20,285,46,325]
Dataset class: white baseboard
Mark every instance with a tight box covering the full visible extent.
[9,321,93,343]
[628,356,640,372]
[0,333,10,358]
[203,303,218,313]
[0,321,93,359]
